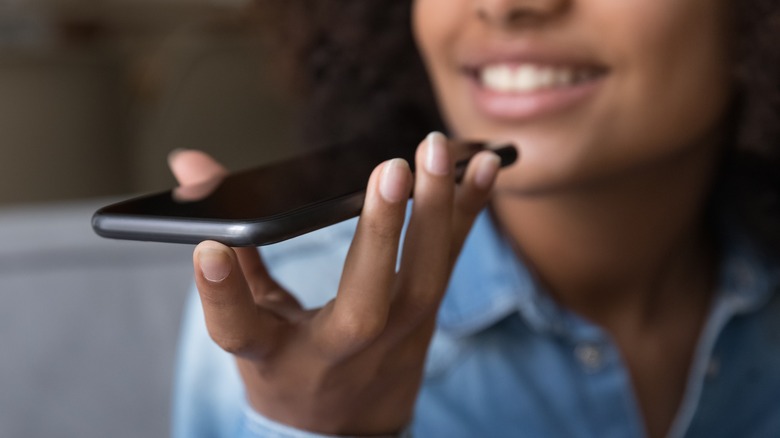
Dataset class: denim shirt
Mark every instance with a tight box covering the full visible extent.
[172,211,780,438]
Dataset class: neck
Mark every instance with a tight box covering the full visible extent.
[492,142,720,329]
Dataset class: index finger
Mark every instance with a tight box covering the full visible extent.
[168,149,227,186]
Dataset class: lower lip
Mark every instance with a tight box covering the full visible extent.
[469,74,605,122]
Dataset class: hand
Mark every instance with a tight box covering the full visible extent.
[169,133,502,435]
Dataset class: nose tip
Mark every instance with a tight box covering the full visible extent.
[475,0,569,28]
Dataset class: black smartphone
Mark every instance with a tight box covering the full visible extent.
[92,138,518,247]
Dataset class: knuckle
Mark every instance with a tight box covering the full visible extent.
[330,307,387,348]
[395,286,442,320]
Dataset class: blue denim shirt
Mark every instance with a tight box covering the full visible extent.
[172,211,780,438]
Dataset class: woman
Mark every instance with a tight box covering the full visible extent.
[171,0,780,437]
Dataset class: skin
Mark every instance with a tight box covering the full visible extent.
[414,0,732,437]
[171,141,503,435]
[170,0,734,436]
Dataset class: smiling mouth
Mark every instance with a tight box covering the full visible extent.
[461,60,609,121]
[471,63,607,94]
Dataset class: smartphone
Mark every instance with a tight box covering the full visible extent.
[92,138,518,247]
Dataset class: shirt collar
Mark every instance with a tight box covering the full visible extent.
[712,225,780,315]
[438,210,558,337]
[437,209,780,338]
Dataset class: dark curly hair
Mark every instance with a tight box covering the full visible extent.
[253,0,442,146]
[253,0,780,252]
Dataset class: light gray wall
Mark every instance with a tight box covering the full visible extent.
[0,5,301,437]
[0,199,194,438]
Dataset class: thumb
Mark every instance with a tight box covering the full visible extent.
[194,241,283,358]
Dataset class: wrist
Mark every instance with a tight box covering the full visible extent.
[242,403,412,438]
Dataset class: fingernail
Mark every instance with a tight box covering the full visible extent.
[475,153,501,190]
[379,159,409,203]
[426,132,450,176]
[198,247,231,283]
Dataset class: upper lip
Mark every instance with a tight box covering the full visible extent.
[457,40,608,74]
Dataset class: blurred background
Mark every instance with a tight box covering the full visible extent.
[0,1,300,436]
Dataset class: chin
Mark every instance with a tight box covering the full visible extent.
[493,165,571,197]
[491,146,619,197]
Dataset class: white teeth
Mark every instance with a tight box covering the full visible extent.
[515,65,537,91]
[480,64,597,93]
[483,65,514,92]
[537,68,556,88]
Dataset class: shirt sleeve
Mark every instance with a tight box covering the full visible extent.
[239,405,412,438]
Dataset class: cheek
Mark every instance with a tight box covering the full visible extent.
[412,0,470,131]
[596,0,733,153]
[525,0,733,187]
[412,0,463,60]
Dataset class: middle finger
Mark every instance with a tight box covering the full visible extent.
[394,132,456,319]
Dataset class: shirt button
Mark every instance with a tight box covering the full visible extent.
[574,343,604,372]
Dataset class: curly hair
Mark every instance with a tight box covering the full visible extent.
[254,0,780,252]
[727,0,780,252]
[254,0,443,148]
